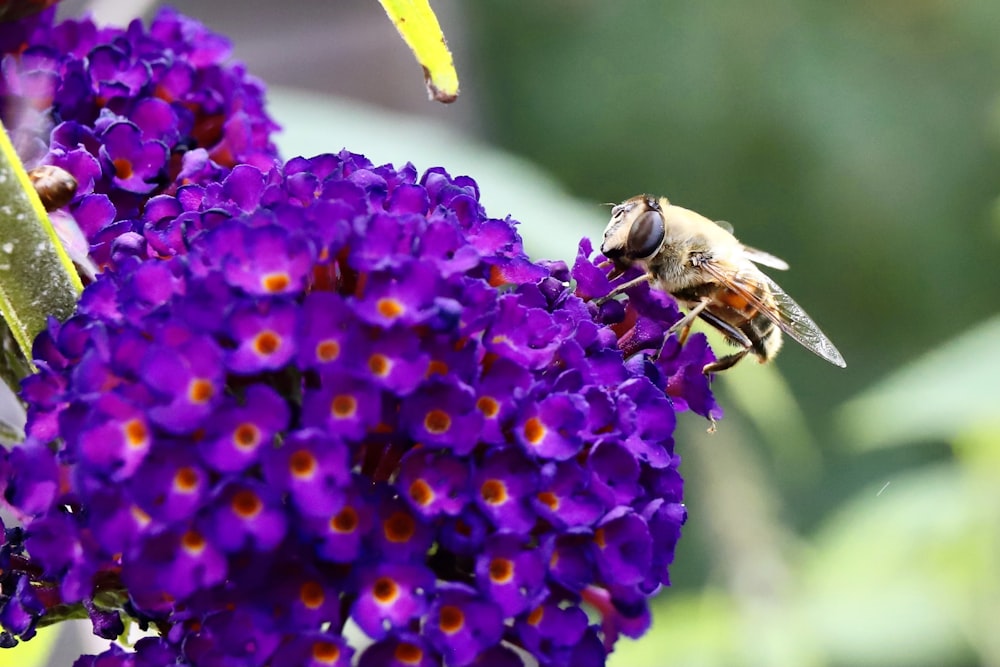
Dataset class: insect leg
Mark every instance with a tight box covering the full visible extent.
[666,298,711,344]
[667,304,755,374]
[703,348,751,374]
[594,273,652,305]
[696,311,754,373]
[696,310,753,348]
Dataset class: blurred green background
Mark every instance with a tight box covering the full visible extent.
[18,1,1000,665]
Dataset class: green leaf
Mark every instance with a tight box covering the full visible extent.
[801,465,993,665]
[839,316,1000,449]
[836,314,1000,450]
[710,336,822,483]
[0,121,82,377]
[377,0,460,103]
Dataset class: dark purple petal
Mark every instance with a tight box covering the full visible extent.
[351,563,435,639]
[594,507,652,587]
[203,480,287,553]
[99,121,168,194]
[398,448,470,517]
[424,583,503,667]
[400,381,482,454]
[269,634,353,667]
[357,634,439,667]
[200,385,289,473]
[262,429,350,517]
[301,376,383,440]
[474,534,548,617]
[473,447,539,532]
[515,392,588,460]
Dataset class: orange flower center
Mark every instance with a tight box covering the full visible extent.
[188,378,214,404]
[181,530,205,554]
[523,417,546,445]
[489,557,514,584]
[316,339,340,362]
[330,506,358,533]
[424,409,451,434]
[262,272,290,292]
[373,576,400,604]
[384,511,416,543]
[254,331,281,355]
[480,479,508,505]
[408,479,434,507]
[289,449,317,478]
[537,491,559,510]
[438,605,465,634]
[426,359,449,377]
[476,396,500,418]
[377,297,404,319]
[113,158,133,179]
[124,419,148,448]
[232,489,262,519]
[300,581,325,609]
[331,394,357,418]
[233,423,260,450]
[368,353,391,377]
[311,640,341,664]
[173,466,199,492]
[394,643,423,665]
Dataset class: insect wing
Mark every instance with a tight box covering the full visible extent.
[760,273,846,367]
[741,245,789,271]
[698,260,846,367]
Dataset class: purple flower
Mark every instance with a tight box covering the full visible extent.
[0,7,280,272]
[269,634,353,667]
[514,601,605,667]
[205,480,287,553]
[199,384,289,473]
[0,150,719,665]
[351,563,434,639]
[0,9,725,653]
[262,429,350,517]
[400,380,483,454]
[475,534,548,617]
[474,446,539,532]
[398,448,470,518]
[357,634,438,667]
[515,392,589,460]
[424,583,504,667]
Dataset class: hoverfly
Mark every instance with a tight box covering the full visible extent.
[600,195,845,374]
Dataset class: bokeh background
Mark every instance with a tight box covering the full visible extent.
[16,1,1000,665]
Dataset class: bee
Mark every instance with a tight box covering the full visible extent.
[27,164,77,212]
[599,194,845,374]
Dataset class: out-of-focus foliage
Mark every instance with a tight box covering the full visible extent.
[839,314,1000,450]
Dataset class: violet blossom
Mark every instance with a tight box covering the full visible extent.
[0,7,722,667]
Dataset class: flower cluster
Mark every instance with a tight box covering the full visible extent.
[0,6,724,666]
[0,147,720,666]
[0,7,279,268]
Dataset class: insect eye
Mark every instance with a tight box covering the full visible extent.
[626,210,665,258]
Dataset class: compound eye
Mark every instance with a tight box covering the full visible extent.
[627,210,665,258]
